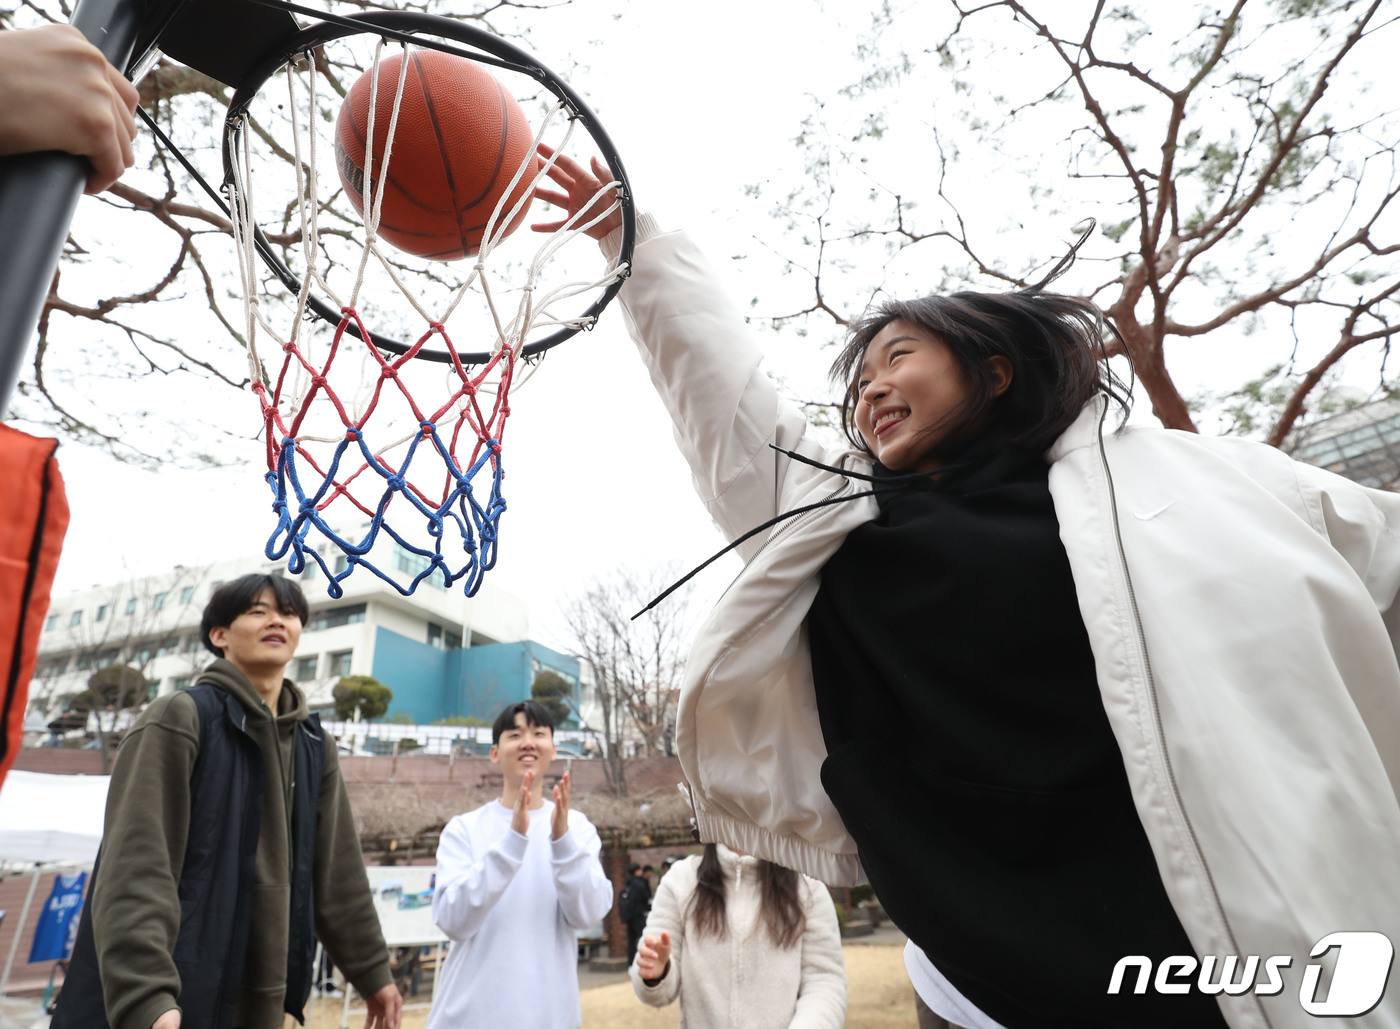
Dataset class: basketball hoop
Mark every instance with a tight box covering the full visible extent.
[184,7,634,597]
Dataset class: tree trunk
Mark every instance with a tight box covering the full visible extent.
[604,748,628,798]
[1109,313,1198,432]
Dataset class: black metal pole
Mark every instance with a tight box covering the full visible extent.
[0,0,147,419]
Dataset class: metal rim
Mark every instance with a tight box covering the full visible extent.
[221,6,635,365]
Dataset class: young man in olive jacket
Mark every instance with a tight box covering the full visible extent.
[53,574,401,1029]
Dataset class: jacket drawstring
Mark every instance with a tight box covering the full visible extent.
[632,446,966,618]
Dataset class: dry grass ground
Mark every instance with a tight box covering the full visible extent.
[297,937,915,1029]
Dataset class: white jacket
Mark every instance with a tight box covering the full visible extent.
[603,217,1400,1029]
[629,845,847,1028]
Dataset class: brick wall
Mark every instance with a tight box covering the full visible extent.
[14,749,684,797]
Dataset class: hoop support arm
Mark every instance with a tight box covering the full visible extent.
[0,0,149,418]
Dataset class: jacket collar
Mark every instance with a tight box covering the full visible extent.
[200,658,308,724]
[1046,395,1115,463]
[829,396,1111,477]
[715,843,760,878]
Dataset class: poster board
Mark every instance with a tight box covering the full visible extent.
[365,866,446,947]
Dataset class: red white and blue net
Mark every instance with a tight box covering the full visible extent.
[225,37,626,597]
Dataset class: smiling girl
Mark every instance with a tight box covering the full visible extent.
[534,155,1400,1029]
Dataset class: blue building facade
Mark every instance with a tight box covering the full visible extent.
[370,628,581,726]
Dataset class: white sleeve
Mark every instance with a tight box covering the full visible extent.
[1290,459,1400,620]
[629,870,684,1008]
[601,217,846,562]
[431,816,528,941]
[788,878,848,1029]
[1290,458,1400,792]
[550,812,615,930]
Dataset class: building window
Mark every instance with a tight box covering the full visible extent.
[44,614,57,632]
[125,598,137,616]
[96,604,108,622]
[173,677,192,691]
[329,651,353,677]
[153,592,167,611]
[393,545,426,575]
[306,604,366,632]
[182,634,200,653]
[180,586,196,605]
[156,638,179,657]
[69,610,82,627]
[427,623,463,649]
[96,648,120,665]
[132,646,154,666]
[38,656,67,676]
[392,544,445,589]
[296,655,319,680]
[75,653,92,671]
[333,555,348,575]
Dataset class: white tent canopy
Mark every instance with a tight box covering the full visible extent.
[0,770,108,865]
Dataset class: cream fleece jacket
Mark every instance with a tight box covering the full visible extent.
[629,846,846,1029]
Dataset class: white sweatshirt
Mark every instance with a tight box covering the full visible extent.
[630,846,847,1028]
[425,799,614,1029]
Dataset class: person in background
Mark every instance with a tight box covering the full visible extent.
[618,862,652,966]
[632,843,847,1028]
[427,700,613,1029]
[52,574,400,1029]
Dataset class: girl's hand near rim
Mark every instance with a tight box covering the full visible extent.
[530,144,623,241]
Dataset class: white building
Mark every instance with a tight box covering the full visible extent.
[1289,395,1400,489]
[30,545,529,725]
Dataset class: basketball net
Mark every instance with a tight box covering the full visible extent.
[224,38,627,597]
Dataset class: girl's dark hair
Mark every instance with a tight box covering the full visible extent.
[830,260,1133,463]
[200,573,310,657]
[688,844,805,949]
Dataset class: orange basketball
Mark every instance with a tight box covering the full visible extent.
[334,51,541,261]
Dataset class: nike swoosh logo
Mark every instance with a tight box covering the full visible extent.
[1133,501,1176,520]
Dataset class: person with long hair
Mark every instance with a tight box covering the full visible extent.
[630,844,847,1027]
[533,155,1400,1029]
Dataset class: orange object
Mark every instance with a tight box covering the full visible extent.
[334,50,541,260]
[0,424,69,788]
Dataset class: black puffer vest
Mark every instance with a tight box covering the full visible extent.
[54,684,325,1029]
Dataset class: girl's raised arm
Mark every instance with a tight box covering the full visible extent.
[532,165,850,554]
